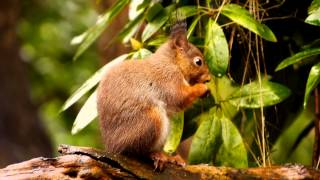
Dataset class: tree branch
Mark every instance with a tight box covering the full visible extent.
[0,144,319,179]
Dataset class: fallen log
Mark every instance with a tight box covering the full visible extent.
[0,144,319,179]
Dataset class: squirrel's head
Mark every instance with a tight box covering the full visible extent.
[170,22,211,85]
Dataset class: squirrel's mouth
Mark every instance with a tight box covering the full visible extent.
[189,74,211,85]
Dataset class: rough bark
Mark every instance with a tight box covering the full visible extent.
[0,145,319,180]
[0,0,53,167]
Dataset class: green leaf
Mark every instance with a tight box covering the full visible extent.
[306,0,320,26]
[227,80,291,108]
[61,54,129,111]
[215,116,248,168]
[188,108,222,164]
[171,6,198,21]
[221,4,277,42]
[131,48,152,59]
[129,0,145,20]
[147,35,168,47]
[304,62,320,108]
[272,108,314,163]
[309,0,320,13]
[142,5,175,42]
[146,3,163,22]
[71,31,88,45]
[275,48,320,71]
[187,15,201,38]
[73,0,129,60]
[71,91,97,134]
[306,9,320,26]
[117,13,144,43]
[163,112,184,154]
[204,19,229,77]
[208,76,239,119]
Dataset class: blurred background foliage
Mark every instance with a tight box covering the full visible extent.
[1,0,318,168]
[19,0,103,152]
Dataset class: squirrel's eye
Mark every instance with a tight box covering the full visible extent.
[193,57,202,66]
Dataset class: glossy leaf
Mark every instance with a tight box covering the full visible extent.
[187,15,201,38]
[275,48,320,71]
[131,48,152,59]
[188,108,222,164]
[128,0,145,20]
[227,80,291,108]
[309,0,320,13]
[215,116,248,168]
[306,9,320,26]
[304,62,320,108]
[142,5,175,42]
[306,0,320,26]
[163,112,184,154]
[147,35,168,46]
[204,19,229,77]
[146,3,163,22]
[71,91,97,134]
[208,76,239,119]
[221,4,277,42]
[73,0,129,60]
[71,31,88,45]
[117,13,144,43]
[61,54,129,111]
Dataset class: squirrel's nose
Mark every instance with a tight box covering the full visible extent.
[203,74,211,83]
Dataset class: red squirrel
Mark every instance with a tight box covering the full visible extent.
[97,23,211,169]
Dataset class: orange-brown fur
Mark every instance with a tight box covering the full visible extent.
[97,25,211,158]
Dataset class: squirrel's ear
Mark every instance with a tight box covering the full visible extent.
[170,21,189,51]
[172,33,189,50]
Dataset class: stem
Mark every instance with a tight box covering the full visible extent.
[313,88,320,168]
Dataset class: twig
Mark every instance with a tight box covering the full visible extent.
[313,88,320,168]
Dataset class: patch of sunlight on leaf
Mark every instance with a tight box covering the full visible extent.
[71,91,97,135]
[221,4,277,42]
[61,54,129,111]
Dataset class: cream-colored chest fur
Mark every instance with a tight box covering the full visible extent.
[152,100,170,151]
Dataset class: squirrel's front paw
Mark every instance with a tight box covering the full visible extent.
[194,83,209,97]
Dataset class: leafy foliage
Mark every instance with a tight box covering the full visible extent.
[188,108,222,164]
[62,54,129,111]
[204,19,229,77]
[72,91,97,135]
[275,48,320,71]
[188,108,248,168]
[221,4,277,42]
[306,0,320,26]
[227,80,291,108]
[216,115,247,168]
[73,0,130,60]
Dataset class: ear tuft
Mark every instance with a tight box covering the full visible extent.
[170,21,187,37]
[170,21,188,50]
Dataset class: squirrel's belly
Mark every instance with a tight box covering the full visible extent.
[152,100,170,151]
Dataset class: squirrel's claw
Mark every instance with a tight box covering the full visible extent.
[169,154,186,167]
[150,152,186,171]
